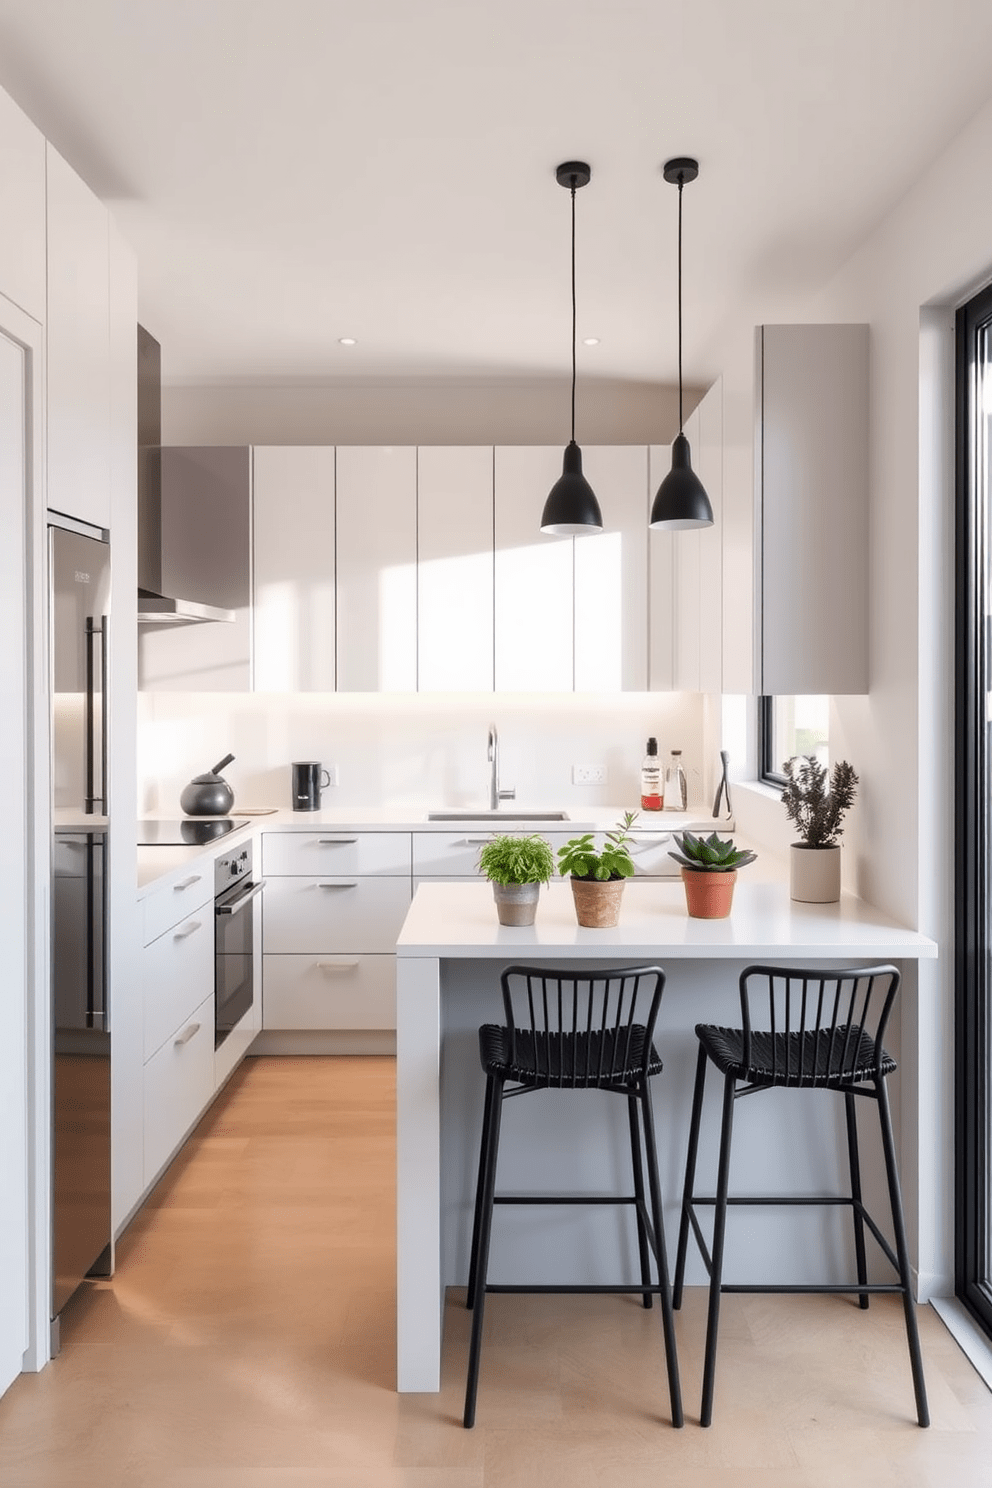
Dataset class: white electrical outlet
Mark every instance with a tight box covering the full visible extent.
[325,764,339,787]
[572,765,606,786]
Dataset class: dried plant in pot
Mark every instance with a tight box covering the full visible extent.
[780,756,858,904]
[668,831,757,919]
[557,811,638,928]
[477,833,555,927]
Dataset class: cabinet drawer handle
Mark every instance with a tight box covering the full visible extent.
[316,881,358,889]
[174,1022,201,1047]
[316,960,359,971]
[174,875,202,891]
[460,838,494,846]
[173,919,203,940]
[318,838,359,845]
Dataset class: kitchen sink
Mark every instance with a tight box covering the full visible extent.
[426,810,570,822]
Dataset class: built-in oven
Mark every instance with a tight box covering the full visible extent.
[214,840,264,1048]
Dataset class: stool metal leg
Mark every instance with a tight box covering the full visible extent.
[844,1090,870,1311]
[700,1070,736,1428]
[674,1042,709,1310]
[463,1076,504,1429]
[466,1074,498,1311]
[875,1078,930,1428]
[627,1095,653,1310]
[639,1082,684,1428]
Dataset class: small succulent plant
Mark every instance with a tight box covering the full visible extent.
[477,833,555,886]
[669,831,757,873]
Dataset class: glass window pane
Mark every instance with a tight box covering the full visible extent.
[769,695,829,776]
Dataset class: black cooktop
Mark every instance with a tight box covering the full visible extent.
[138,818,249,847]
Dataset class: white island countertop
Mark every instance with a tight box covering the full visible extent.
[396,878,939,961]
[394,876,937,1393]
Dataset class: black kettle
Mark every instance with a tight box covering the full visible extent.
[180,753,236,816]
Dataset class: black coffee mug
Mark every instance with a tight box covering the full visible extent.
[291,761,331,812]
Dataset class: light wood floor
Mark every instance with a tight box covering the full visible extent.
[1,1056,991,1486]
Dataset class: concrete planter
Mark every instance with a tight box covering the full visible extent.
[790,844,841,903]
[569,876,625,929]
[491,881,541,927]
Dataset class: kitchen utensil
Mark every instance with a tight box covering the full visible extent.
[712,750,732,820]
[292,761,330,812]
[180,753,236,816]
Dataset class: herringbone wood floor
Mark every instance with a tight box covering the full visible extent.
[0,1056,989,1486]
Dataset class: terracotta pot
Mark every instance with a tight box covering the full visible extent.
[790,844,841,903]
[491,881,541,927]
[569,876,625,929]
[681,867,737,919]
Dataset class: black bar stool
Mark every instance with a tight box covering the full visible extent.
[463,962,683,1429]
[673,962,929,1427]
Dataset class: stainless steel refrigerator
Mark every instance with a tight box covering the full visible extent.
[50,517,112,1333]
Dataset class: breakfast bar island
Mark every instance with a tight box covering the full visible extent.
[394,878,938,1392]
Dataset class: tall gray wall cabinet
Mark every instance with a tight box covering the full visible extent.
[754,324,869,695]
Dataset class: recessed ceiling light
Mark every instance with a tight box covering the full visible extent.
[338,337,357,347]
[582,336,600,346]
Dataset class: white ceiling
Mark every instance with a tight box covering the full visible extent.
[1,0,991,388]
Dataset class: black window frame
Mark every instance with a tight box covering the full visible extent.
[955,281,992,1339]
[758,695,787,786]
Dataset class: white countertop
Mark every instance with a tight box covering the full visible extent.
[395,878,939,960]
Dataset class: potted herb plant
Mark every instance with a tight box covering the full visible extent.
[477,833,556,927]
[781,755,859,903]
[668,831,757,919]
[557,810,638,928]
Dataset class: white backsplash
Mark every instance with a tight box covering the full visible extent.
[137,692,708,819]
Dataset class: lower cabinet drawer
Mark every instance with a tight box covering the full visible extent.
[143,906,215,1060]
[263,953,396,1030]
[143,995,214,1184]
[262,875,412,953]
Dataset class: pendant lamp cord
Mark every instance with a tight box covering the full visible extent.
[570,176,577,444]
[677,171,684,433]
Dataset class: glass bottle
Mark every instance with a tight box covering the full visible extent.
[663,749,687,812]
[640,737,663,811]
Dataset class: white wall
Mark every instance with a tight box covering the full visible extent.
[137,690,707,821]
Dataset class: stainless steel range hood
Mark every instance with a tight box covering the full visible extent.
[137,326,235,626]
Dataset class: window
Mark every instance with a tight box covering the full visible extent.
[955,280,992,1341]
[758,695,829,785]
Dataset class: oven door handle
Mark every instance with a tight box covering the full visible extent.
[216,879,266,916]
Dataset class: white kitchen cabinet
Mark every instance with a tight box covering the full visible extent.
[142,867,213,946]
[0,88,45,321]
[261,830,412,1031]
[412,830,575,880]
[143,995,215,1188]
[755,324,869,695]
[418,446,494,691]
[46,144,111,530]
[495,446,574,691]
[143,905,214,1061]
[253,445,336,691]
[335,446,417,691]
[573,445,650,691]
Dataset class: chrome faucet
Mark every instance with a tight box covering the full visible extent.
[487,724,516,812]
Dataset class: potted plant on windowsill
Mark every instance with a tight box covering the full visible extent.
[477,833,556,927]
[781,755,859,903]
[557,811,638,928]
[668,831,757,919]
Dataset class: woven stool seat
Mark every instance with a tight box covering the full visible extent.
[479,1022,663,1088]
[696,1022,897,1088]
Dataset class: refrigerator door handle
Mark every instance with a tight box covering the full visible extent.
[84,617,108,814]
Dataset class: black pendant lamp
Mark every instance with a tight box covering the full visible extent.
[540,161,603,536]
[650,157,714,530]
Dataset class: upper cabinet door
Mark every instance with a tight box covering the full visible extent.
[417,446,494,692]
[495,446,573,691]
[648,446,675,692]
[694,378,724,695]
[0,88,45,322]
[573,445,649,691]
[336,446,417,692]
[756,325,869,695]
[253,446,336,691]
[46,144,111,530]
